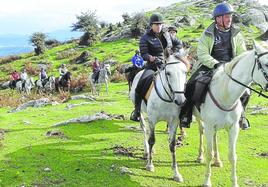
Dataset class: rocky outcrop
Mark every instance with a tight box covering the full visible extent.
[241,7,268,32]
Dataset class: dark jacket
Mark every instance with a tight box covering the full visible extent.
[171,36,183,53]
[139,29,173,63]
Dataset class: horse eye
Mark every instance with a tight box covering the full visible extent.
[166,72,171,76]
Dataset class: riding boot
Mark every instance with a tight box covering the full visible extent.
[239,92,250,130]
[130,93,142,122]
[179,102,193,128]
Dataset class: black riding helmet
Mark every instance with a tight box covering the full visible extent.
[149,13,164,25]
[168,26,177,33]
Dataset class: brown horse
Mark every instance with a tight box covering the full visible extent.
[55,72,71,93]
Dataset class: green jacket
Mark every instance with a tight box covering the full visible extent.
[193,22,247,72]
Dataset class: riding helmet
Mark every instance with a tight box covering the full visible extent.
[168,26,177,33]
[149,13,164,25]
[213,2,234,18]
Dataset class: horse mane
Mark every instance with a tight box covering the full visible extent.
[225,51,249,75]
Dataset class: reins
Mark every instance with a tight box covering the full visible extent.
[209,50,268,112]
[154,61,185,105]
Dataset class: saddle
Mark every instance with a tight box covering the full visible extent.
[192,70,213,110]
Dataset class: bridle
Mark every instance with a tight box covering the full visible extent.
[209,50,268,112]
[225,51,268,99]
[154,62,186,106]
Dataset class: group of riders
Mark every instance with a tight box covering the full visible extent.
[129,2,250,130]
[8,2,251,130]
[9,56,103,92]
[10,63,67,91]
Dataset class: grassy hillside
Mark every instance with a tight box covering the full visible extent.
[0,83,267,186]
[0,0,268,186]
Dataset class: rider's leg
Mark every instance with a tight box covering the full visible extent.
[179,66,210,128]
[239,91,251,130]
[130,68,154,122]
[130,73,145,122]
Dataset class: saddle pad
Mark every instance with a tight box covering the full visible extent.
[145,81,154,101]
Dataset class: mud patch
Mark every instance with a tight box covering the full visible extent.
[111,144,138,157]
[46,130,67,139]
[257,152,268,158]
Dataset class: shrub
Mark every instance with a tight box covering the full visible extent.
[0,55,21,65]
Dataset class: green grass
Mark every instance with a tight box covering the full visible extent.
[0,82,267,187]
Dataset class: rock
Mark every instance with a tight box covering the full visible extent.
[51,101,60,106]
[23,121,31,125]
[44,167,51,172]
[52,112,112,127]
[241,7,268,32]
[71,95,95,101]
[0,81,10,89]
[65,102,93,110]
[9,98,50,113]
[119,166,133,175]
[46,130,66,138]
[75,51,90,64]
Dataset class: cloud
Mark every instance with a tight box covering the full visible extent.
[1,0,267,34]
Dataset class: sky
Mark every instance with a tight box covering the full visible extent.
[0,0,267,35]
[0,0,179,35]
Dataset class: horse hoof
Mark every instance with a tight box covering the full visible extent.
[174,174,183,182]
[203,184,212,187]
[212,161,223,167]
[196,157,205,164]
[146,164,155,172]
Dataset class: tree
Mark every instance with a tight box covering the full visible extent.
[122,13,131,25]
[29,32,47,55]
[130,12,149,38]
[71,10,99,46]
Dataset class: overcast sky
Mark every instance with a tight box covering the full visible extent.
[0,0,267,35]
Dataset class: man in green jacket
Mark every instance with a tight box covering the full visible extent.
[179,2,250,130]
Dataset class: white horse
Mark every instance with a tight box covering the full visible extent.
[130,54,188,182]
[194,42,268,187]
[89,63,111,95]
[16,77,35,94]
[35,76,56,94]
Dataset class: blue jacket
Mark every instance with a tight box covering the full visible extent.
[131,54,144,68]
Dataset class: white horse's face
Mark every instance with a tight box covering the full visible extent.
[104,64,111,76]
[164,61,187,105]
[253,42,268,90]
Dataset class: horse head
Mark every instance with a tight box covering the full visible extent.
[161,54,188,106]
[253,41,268,91]
[104,64,111,76]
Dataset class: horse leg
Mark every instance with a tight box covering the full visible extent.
[140,114,149,159]
[169,121,183,182]
[212,132,223,167]
[203,128,214,187]
[146,120,155,172]
[228,124,239,187]
[197,119,205,163]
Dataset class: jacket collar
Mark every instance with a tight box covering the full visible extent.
[204,22,240,37]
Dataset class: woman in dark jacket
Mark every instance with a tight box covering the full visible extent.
[130,13,175,122]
